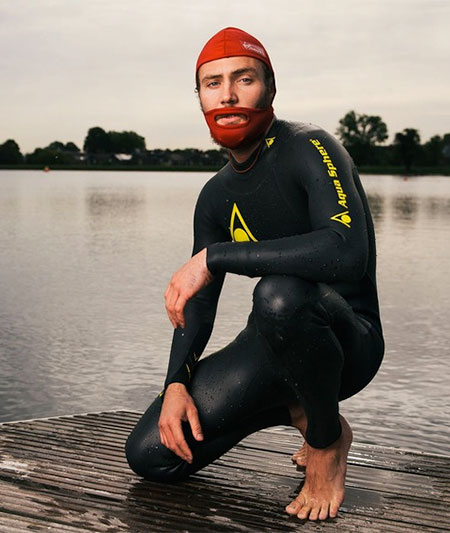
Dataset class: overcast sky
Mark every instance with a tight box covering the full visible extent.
[1,0,449,153]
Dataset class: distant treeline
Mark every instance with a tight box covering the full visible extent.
[1,111,449,173]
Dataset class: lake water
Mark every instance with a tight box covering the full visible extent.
[0,170,449,456]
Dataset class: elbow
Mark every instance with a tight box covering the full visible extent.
[347,250,367,281]
[343,242,368,281]
[332,230,368,282]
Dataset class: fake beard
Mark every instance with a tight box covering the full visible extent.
[204,105,274,149]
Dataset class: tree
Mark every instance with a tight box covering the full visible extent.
[26,147,74,165]
[441,133,450,162]
[48,141,66,151]
[83,127,112,154]
[26,140,80,166]
[83,128,146,161]
[65,142,80,152]
[336,110,388,165]
[108,131,145,154]
[422,135,442,166]
[394,128,421,172]
[0,139,23,164]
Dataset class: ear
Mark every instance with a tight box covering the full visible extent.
[270,85,276,103]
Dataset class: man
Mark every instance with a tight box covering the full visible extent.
[126,27,384,522]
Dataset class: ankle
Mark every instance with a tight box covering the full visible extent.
[288,404,307,431]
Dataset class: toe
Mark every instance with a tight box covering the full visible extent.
[297,504,311,520]
[309,505,320,521]
[329,501,340,518]
[319,503,329,521]
[285,499,299,515]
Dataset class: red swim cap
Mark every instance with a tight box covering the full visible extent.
[196,27,274,76]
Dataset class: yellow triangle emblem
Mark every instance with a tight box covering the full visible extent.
[230,203,258,242]
[265,136,276,148]
[330,210,352,228]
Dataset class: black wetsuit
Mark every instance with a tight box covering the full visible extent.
[126,119,384,482]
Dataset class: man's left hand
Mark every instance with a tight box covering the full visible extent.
[164,248,213,329]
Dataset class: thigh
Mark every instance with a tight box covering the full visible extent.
[317,283,385,400]
[190,318,290,437]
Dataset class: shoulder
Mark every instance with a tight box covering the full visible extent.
[274,119,354,169]
[194,162,234,223]
[196,162,230,204]
[277,119,346,150]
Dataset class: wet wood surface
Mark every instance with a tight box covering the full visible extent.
[0,410,448,532]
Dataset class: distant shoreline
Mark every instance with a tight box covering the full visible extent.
[0,164,449,176]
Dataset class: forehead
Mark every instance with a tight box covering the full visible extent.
[198,56,264,81]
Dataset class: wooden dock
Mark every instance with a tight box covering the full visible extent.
[0,410,448,532]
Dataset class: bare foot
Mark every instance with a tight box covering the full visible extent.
[291,441,308,468]
[285,415,353,521]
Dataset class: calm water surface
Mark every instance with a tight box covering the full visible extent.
[0,170,449,456]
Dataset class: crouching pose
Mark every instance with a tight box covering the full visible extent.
[126,27,384,522]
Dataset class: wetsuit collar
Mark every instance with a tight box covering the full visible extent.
[229,118,279,174]
[229,142,264,173]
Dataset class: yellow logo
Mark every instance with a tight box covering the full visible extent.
[309,138,352,229]
[330,211,352,228]
[230,203,258,242]
[265,136,276,148]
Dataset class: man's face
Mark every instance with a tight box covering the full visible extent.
[197,56,272,126]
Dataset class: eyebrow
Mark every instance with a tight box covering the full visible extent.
[201,67,259,83]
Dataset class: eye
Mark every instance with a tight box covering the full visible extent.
[239,77,253,84]
[206,80,220,88]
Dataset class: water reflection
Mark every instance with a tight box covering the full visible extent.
[392,195,418,222]
[0,171,449,456]
[86,189,146,218]
[366,194,384,222]
[424,197,450,218]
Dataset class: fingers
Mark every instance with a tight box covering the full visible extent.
[159,420,193,463]
[159,429,168,449]
[173,294,187,329]
[186,405,203,441]
[171,421,193,463]
[165,280,190,329]
[164,283,179,329]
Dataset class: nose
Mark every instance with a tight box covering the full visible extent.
[220,79,237,106]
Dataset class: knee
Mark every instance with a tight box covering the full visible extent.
[253,275,318,324]
[252,276,329,352]
[125,429,189,483]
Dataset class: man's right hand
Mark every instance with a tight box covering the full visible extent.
[158,382,203,464]
[164,248,213,329]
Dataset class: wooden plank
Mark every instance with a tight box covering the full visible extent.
[0,410,448,532]
[0,512,93,533]
[2,422,447,509]
[0,476,441,533]
[0,412,446,528]
[239,428,450,478]
[3,410,448,477]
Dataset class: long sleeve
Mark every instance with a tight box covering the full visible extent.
[206,131,369,284]
[163,182,227,390]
